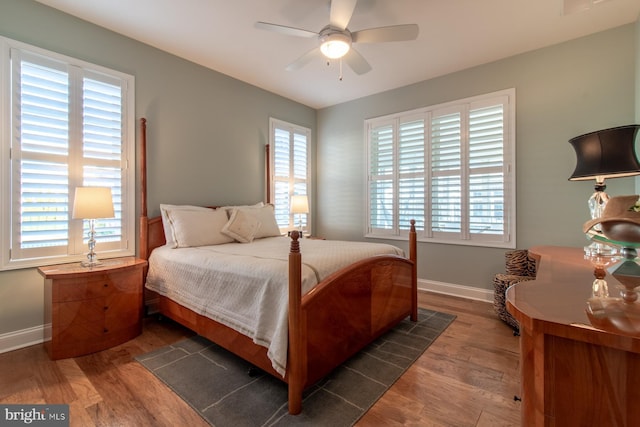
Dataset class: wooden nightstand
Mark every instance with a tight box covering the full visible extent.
[38,257,147,360]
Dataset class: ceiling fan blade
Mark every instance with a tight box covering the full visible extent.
[286,47,322,71]
[254,21,318,38]
[344,48,372,75]
[329,0,357,30]
[352,24,419,43]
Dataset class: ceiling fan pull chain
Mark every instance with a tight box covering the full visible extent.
[339,59,343,81]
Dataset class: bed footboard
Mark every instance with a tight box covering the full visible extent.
[286,223,417,414]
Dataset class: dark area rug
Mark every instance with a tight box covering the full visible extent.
[135,308,455,426]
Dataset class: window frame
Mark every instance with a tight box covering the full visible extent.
[268,118,312,234]
[0,36,136,270]
[365,89,516,248]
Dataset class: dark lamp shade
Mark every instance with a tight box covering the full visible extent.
[568,125,640,181]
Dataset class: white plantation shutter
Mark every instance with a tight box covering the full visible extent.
[468,101,506,236]
[15,55,71,257]
[2,39,135,269]
[429,100,508,241]
[293,131,308,197]
[368,117,426,235]
[368,122,394,232]
[273,127,291,226]
[366,89,515,248]
[81,73,124,247]
[398,119,425,230]
[430,110,462,236]
[269,118,311,231]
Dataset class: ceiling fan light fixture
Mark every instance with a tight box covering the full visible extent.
[320,32,351,59]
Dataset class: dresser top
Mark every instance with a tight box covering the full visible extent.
[507,246,640,351]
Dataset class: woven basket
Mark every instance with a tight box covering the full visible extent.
[505,249,536,277]
[493,273,535,330]
[494,249,537,330]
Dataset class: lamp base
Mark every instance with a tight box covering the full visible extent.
[80,247,101,268]
[81,220,101,268]
[584,183,616,256]
[80,259,103,268]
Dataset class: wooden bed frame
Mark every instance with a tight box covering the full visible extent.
[137,118,418,414]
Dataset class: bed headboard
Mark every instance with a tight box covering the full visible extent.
[143,216,165,260]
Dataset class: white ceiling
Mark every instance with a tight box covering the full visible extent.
[36,0,640,109]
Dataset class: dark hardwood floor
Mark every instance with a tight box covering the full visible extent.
[0,291,521,426]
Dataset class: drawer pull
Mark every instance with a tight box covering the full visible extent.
[103,328,109,333]
[103,283,109,288]
[104,306,109,311]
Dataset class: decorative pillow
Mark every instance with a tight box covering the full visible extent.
[220,202,264,216]
[237,204,282,239]
[221,208,261,243]
[166,208,234,248]
[160,204,212,248]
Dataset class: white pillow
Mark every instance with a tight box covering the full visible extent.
[166,208,234,248]
[221,208,261,243]
[237,204,282,239]
[160,204,212,248]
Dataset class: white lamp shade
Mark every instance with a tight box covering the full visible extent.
[72,187,115,219]
[290,195,309,214]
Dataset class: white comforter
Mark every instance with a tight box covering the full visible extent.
[145,236,404,376]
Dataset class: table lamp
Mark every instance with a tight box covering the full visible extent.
[290,195,309,234]
[569,125,640,254]
[72,187,115,267]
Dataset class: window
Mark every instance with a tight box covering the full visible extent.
[269,118,311,232]
[1,37,135,269]
[366,89,515,248]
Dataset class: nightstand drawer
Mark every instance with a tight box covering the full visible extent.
[57,319,108,341]
[55,299,106,327]
[57,317,139,341]
[54,293,140,329]
[53,270,140,302]
[53,325,141,360]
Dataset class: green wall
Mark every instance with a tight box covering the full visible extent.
[0,0,315,337]
[317,24,638,289]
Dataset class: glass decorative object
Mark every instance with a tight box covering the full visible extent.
[586,229,640,303]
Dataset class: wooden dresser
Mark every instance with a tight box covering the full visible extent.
[506,246,640,426]
[39,257,147,360]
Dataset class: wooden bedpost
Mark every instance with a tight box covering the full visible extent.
[409,219,418,321]
[265,144,271,204]
[139,118,149,261]
[288,230,303,415]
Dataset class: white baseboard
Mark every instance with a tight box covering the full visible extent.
[1,282,492,355]
[0,325,46,355]
[418,278,493,303]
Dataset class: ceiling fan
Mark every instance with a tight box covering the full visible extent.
[255,0,419,77]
